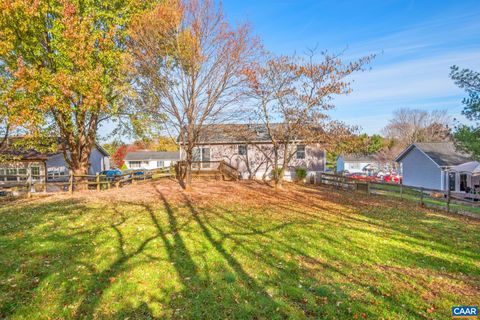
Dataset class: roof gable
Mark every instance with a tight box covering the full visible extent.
[395,142,472,167]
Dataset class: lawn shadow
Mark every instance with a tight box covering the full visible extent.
[0,200,100,318]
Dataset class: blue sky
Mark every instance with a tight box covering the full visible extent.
[223,0,480,134]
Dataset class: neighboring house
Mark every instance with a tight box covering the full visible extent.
[179,124,326,180]
[336,154,381,175]
[0,138,110,184]
[124,151,180,170]
[395,142,472,191]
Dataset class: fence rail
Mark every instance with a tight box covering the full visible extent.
[0,167,173,198]
[313,172,480,218]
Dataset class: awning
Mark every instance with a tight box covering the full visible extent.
[450,161,480,176]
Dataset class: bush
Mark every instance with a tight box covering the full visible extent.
[295,167,307,181]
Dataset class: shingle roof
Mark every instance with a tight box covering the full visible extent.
[194,124,274,144]
[0,136,109,159]
[341,154,377,162]
[396,142,472,167]
[124,151,180,161]
[192,123,315,144]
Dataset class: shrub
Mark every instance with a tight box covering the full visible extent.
[295,167,307,181]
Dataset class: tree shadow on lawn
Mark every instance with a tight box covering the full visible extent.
[167,193,424,318]
[0,200,100,318]
[191,183,480,317]
[299,185,480,260]
[3,182,478,319]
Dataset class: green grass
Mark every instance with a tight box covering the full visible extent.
[0,182,479,319]
[370,183,480,215]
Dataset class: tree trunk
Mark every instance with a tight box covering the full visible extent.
[273,147,283,190]
[181,148,193,190]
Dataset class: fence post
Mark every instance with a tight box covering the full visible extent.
[27,171,32,198]
[447,188,451,213]
[96,173,100,191]
[367,182,371,195]
[420,187,424,206]
[43,170,47,193]
[69,171,74,194]
[318,173,322,186]
[400,181,403,200]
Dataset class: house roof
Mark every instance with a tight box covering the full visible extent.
[0,136,109,161]
[340,153,377,162]
[190,123,317,144]
[124,151,180,161]
[395,142,472,167]
[194,124,274,144]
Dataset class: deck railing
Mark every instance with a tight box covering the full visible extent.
[176,160,240,181]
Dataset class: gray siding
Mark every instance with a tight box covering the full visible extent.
[88,148,106,175]
[45,147,107,180]
[185,143,325,180]
[336,156,345,173]
[400,147,442,190]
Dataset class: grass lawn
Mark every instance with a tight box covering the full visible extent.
[369,183,480,216]
[0,180,479,319]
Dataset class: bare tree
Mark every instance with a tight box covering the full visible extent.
[382,108,451,149]
[245,52,373,188]
[129,0,260,189]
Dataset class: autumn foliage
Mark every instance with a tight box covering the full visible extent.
[128,0,260,189]
[0,0,147,173]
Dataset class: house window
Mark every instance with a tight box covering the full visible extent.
[157,161,165,168]
[47,166,68,181]
[18,168,27,181]
[192,147,211,168]
[238,145,247,156]
[129,161,141,169]
[460,174,468,192]
[448,172,456,191]
[31,166,40,181]
[296,145,305,159]
[350,162,361,169]
[6,168,17,181]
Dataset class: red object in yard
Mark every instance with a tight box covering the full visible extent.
[384,174,402,184]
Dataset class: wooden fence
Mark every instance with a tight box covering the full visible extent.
[0,167,173,198]
[312,172,480,218]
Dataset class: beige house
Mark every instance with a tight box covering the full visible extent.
[180,124,326,180]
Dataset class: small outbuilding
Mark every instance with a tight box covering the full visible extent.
[395,142,472,191]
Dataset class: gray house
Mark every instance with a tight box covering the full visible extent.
[0,138,110,183]
[179,124,326,180]
[395,142,471,191]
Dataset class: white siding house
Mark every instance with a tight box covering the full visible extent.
[336,154,380,174]
[395,142,472,191]
[124,151,179,170]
